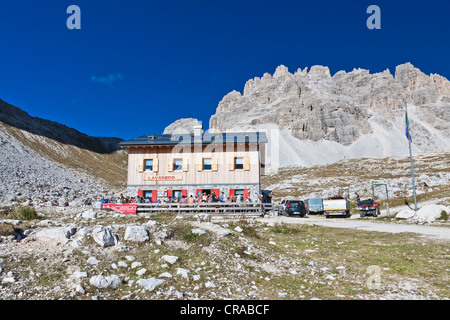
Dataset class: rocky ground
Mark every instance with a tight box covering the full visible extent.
[0,205,448,300]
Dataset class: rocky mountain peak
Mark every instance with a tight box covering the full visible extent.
[163,118,202,134]
[208,62,450,167]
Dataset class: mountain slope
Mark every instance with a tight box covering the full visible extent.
[208,63,450,170]
[0,99,127,204]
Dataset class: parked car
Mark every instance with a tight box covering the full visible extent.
[277,197,295,215]
[306,198,323,215]
[323,196,350,218]
[279,200,307,217]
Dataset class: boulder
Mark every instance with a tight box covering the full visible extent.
[124,226,149,242]
[89,275,122,289]
[416,205,449,223]
[395,209,415,219]
[137,278,165,291]
[176,268,190,279]
[34,226,77,242]
[89,275,109,289]
[92,226,119,247]
[77,209,98,220]
[160,255,178,265]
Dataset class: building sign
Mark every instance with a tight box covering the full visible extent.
[102,203,137,215]
[144,175,183,181]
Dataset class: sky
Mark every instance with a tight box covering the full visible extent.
[0,0,449,141]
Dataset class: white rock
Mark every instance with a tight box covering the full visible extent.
[145,220,157,227]
[34,226,77,241]
[89,275,109,289]
[219,229,231,236]
[159,272,172,278]
[73,271,87,278]
[131,262,142,269]
[75,285,85,294]
[71,240,82,247]
[2,276,15,284]
[396,209,416,219]
[92,226,119,247]
[77,227,91,236]
[191,228,206,236]
[136,268,147,276]
[89,275,121,289]
[160,255,178,265]
[416,205,449,223]
[87,257,99,265]
[234,226,243,233]
[124,226,149,242]
[176,268,190,279]
[78,209,97,220]
[137,278,165,291]
[107,275,122,289]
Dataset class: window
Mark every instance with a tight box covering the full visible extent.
[174,159,183,171]
[234,157,244,170]
[203,158,212,170]
[145,159,153,171]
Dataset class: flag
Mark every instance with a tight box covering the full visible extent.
[405,109,412,142]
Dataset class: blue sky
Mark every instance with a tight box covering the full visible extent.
[0,0,449,141]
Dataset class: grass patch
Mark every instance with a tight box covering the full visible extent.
[170,222,212,246]
[438,210,449,221]
[0,224,16,237]
[271,223,307,235]
[8,206,39,220]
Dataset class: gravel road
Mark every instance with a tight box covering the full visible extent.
[257,214,450,242]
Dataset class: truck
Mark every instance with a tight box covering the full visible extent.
[357,198,380,217]
[323,196,350,218]
[306,198,324,215]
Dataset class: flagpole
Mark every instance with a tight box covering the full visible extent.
[408,137,418,211]
[406,104,418,211]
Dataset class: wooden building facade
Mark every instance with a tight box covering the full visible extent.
[118,126,268,202]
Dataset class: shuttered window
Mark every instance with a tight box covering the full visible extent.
[234,157,244,170]
[174,159,183,171]
[144,159,153,171]
[203,158,212,170]
[139,158,158,173]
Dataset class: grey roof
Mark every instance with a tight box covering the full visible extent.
[118,131,268,148]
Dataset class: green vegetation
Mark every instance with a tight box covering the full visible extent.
[438,210,449,221]
[9,206,39,220]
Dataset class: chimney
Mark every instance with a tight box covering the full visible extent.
[193,122,203,142]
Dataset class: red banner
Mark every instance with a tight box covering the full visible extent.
[102,203,137,215]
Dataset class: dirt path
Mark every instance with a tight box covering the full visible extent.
[255,215,450,242]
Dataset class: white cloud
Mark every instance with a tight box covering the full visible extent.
[90,73,123,86]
